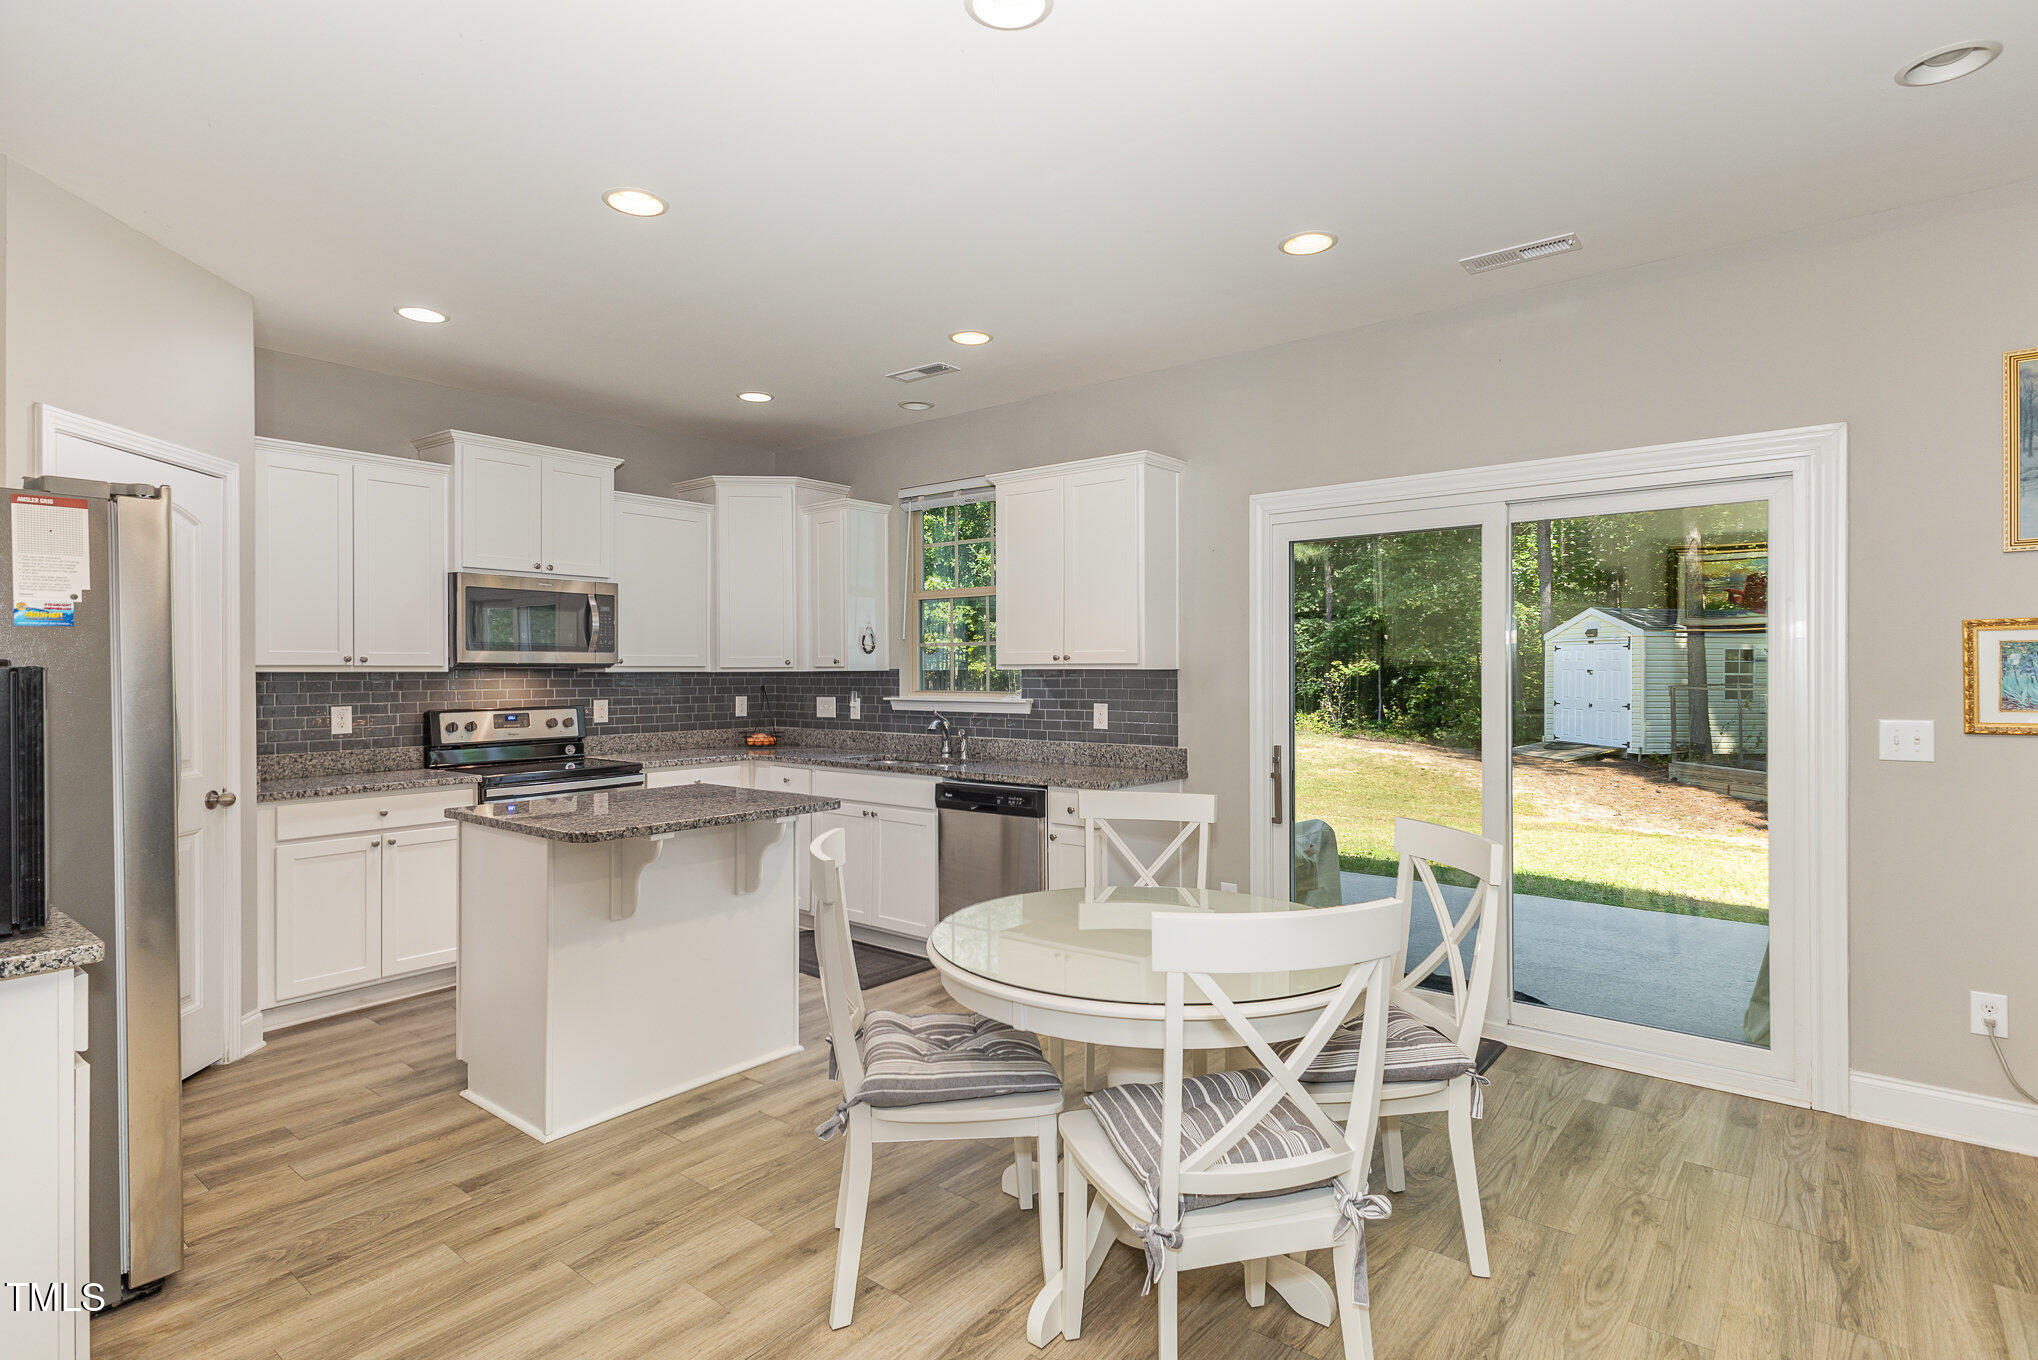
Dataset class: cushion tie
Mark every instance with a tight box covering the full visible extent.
[816,1100,852,1142]
[1134,1220,1184,1294]
[824,1035,838,1083]
[1332,1184,1393,1305]
[1470,1072,1490,1119]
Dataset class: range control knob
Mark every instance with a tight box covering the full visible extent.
[464,721,478,733]
[565,744,578,755]
[563,716,575,728]
[546,718,559,728]
[443,722,457,734]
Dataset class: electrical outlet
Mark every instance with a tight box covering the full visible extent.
[1878,719,1934,761]
[734,695,748,718]
[592,699,610,723]
[1093,702,1109,730]
[817,696,837,718]
[849,694,862,720]
[1972,991,2009,1038]
[1220,881,1239,894]
[330,705,352,736]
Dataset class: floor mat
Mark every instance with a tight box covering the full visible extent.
[798,930,934,988]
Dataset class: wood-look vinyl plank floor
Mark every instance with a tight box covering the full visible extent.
[91,973,2038,1360]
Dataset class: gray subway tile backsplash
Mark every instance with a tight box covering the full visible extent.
[255,667,1178,758]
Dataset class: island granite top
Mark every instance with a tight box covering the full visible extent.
[1,911,106,981]
[446,784,843,843]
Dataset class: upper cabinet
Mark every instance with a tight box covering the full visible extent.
[414,431,620,579]
[804,498,891,670]
[612,493,713,669]
[991,451,1182,669]
[673,475,850,670]
[255,439,449,670]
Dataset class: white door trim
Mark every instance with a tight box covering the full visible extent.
[1248,423,1848,1113]
[31,403,250,1064]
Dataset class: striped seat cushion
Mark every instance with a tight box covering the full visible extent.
[1295,1005,1477,1085]
[852,1011,1062,1109]
[1085,1069,1336,1214]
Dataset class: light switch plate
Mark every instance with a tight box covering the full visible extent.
[1093,702,1109,730]
[592,699,610,723]
[849,694,862,720]
[1878,719,1933,761]
[817,696,837,718]
[734,695,748,718]
[330,705,352,735]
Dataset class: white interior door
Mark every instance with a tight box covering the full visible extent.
[43,424,237,1077]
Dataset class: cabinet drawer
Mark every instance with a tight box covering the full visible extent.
[274,785,473,840]
[810,768,937,810]
[645,763,750,789]
[1048,787,1084,828]
[755,764,814,794]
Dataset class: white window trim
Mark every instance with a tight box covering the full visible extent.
[884,693,1033,714]
[895,491,1025,710]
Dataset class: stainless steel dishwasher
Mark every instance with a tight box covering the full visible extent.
[936,781,1047,918]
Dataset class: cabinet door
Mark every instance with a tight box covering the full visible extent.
[813,809,874,923]
[1046,826,1086,890]
[1062,462,1143,665]
[539,456,613,578]
[615,500,712,667]
[380,825,459,976]
[459,446,545,573]
[845,508,888,671]
[870,804,940,938]
[274,835,381,1000]
[255,447,352,666]
[351,461,448,668]
[644,764,750,788]
[715,482,798,669]
[807,509,847,667]
[993,473,1065,666]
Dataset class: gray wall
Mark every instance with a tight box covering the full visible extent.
[1,159,261,1015]
[254,349,766,493]
[781,177,2038,1103]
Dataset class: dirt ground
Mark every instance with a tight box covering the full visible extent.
[1353,733,1768,843]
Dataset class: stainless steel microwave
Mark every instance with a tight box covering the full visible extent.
[451,572,619,666]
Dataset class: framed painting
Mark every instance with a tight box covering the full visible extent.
[1964,617,2038,734]
[2007,347,2038,551]
[1676,542,1767,630]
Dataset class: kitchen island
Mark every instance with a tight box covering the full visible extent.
[448,783,841,1142]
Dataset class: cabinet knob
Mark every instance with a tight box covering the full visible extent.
[533,561,542,569]
[378,809,390,817]
[371,838,382,847]
[343,655,353,663]
[1048,831,1057,841]
[358,656,369,664]
[546,564,554,571]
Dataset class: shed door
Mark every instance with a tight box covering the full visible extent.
[1551,641,1632,747]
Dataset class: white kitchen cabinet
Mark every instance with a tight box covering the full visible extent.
[612,494,713,669]
[804,498,891,670]
[0,966,90,1360]
[869,804,939,936]
[990,451,1182,669]
[672,475,850,670]
[416,430,621,580]
[1043,781,1191,889]
[813,808,874,924]
[273,833,382,1001]
[1046,825,1086,890]
[644,764,751,789]
[257,440,451,670]
[380,825,460,976]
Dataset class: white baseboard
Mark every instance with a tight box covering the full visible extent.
[233,1010,266,1061]
[262,967,457,1035]
[1849,1070,2038,1158]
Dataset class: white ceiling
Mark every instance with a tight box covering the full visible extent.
[4,1,2036,452]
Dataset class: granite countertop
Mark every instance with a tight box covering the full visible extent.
[445,785,843,843]
[259,744,1181,802]
[1,911,106,981]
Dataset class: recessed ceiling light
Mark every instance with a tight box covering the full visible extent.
[1896,41,2003,86]
[604,187,668,217]
[738,392,773,403]
[966,0,1052,31]
[395,306,447,324]
[949,331,993,345]
[1279,232,1338,256]
[899,401,935,412]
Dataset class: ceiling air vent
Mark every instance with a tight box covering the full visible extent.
[885,361,962,383]
[1458,233,1582,275]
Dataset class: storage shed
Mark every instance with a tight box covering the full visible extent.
[1541,607,1766,756]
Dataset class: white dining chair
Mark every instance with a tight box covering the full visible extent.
[1303,817,1503,1278]
[1069,789,1218,1087]
[809,828,1067,1329]
[1057,894,1405,1360]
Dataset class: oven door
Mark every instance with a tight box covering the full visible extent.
[453,573,619,666]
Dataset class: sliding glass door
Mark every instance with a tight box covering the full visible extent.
[1257,459,1813,1100]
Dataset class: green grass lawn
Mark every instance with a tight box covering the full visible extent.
[1294,731,1769,924]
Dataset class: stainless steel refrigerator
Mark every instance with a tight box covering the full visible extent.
[2,475,182,1300]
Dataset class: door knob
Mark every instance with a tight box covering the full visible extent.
[204,789,238,809]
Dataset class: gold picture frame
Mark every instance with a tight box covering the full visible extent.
[1963,617,2038,734]
[2006,346,2038,551]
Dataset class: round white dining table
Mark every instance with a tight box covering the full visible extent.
[926,884,1356,1348]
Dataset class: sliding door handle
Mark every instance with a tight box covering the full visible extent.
[1270,745,1284,824]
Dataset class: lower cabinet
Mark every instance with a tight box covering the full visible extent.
[262,791,470,1008]
[816,800,938,937]
[0,967,90,1360]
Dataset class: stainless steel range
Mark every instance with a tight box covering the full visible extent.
[424,705,644,802]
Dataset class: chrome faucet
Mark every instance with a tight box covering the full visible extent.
[927,713,953,761]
